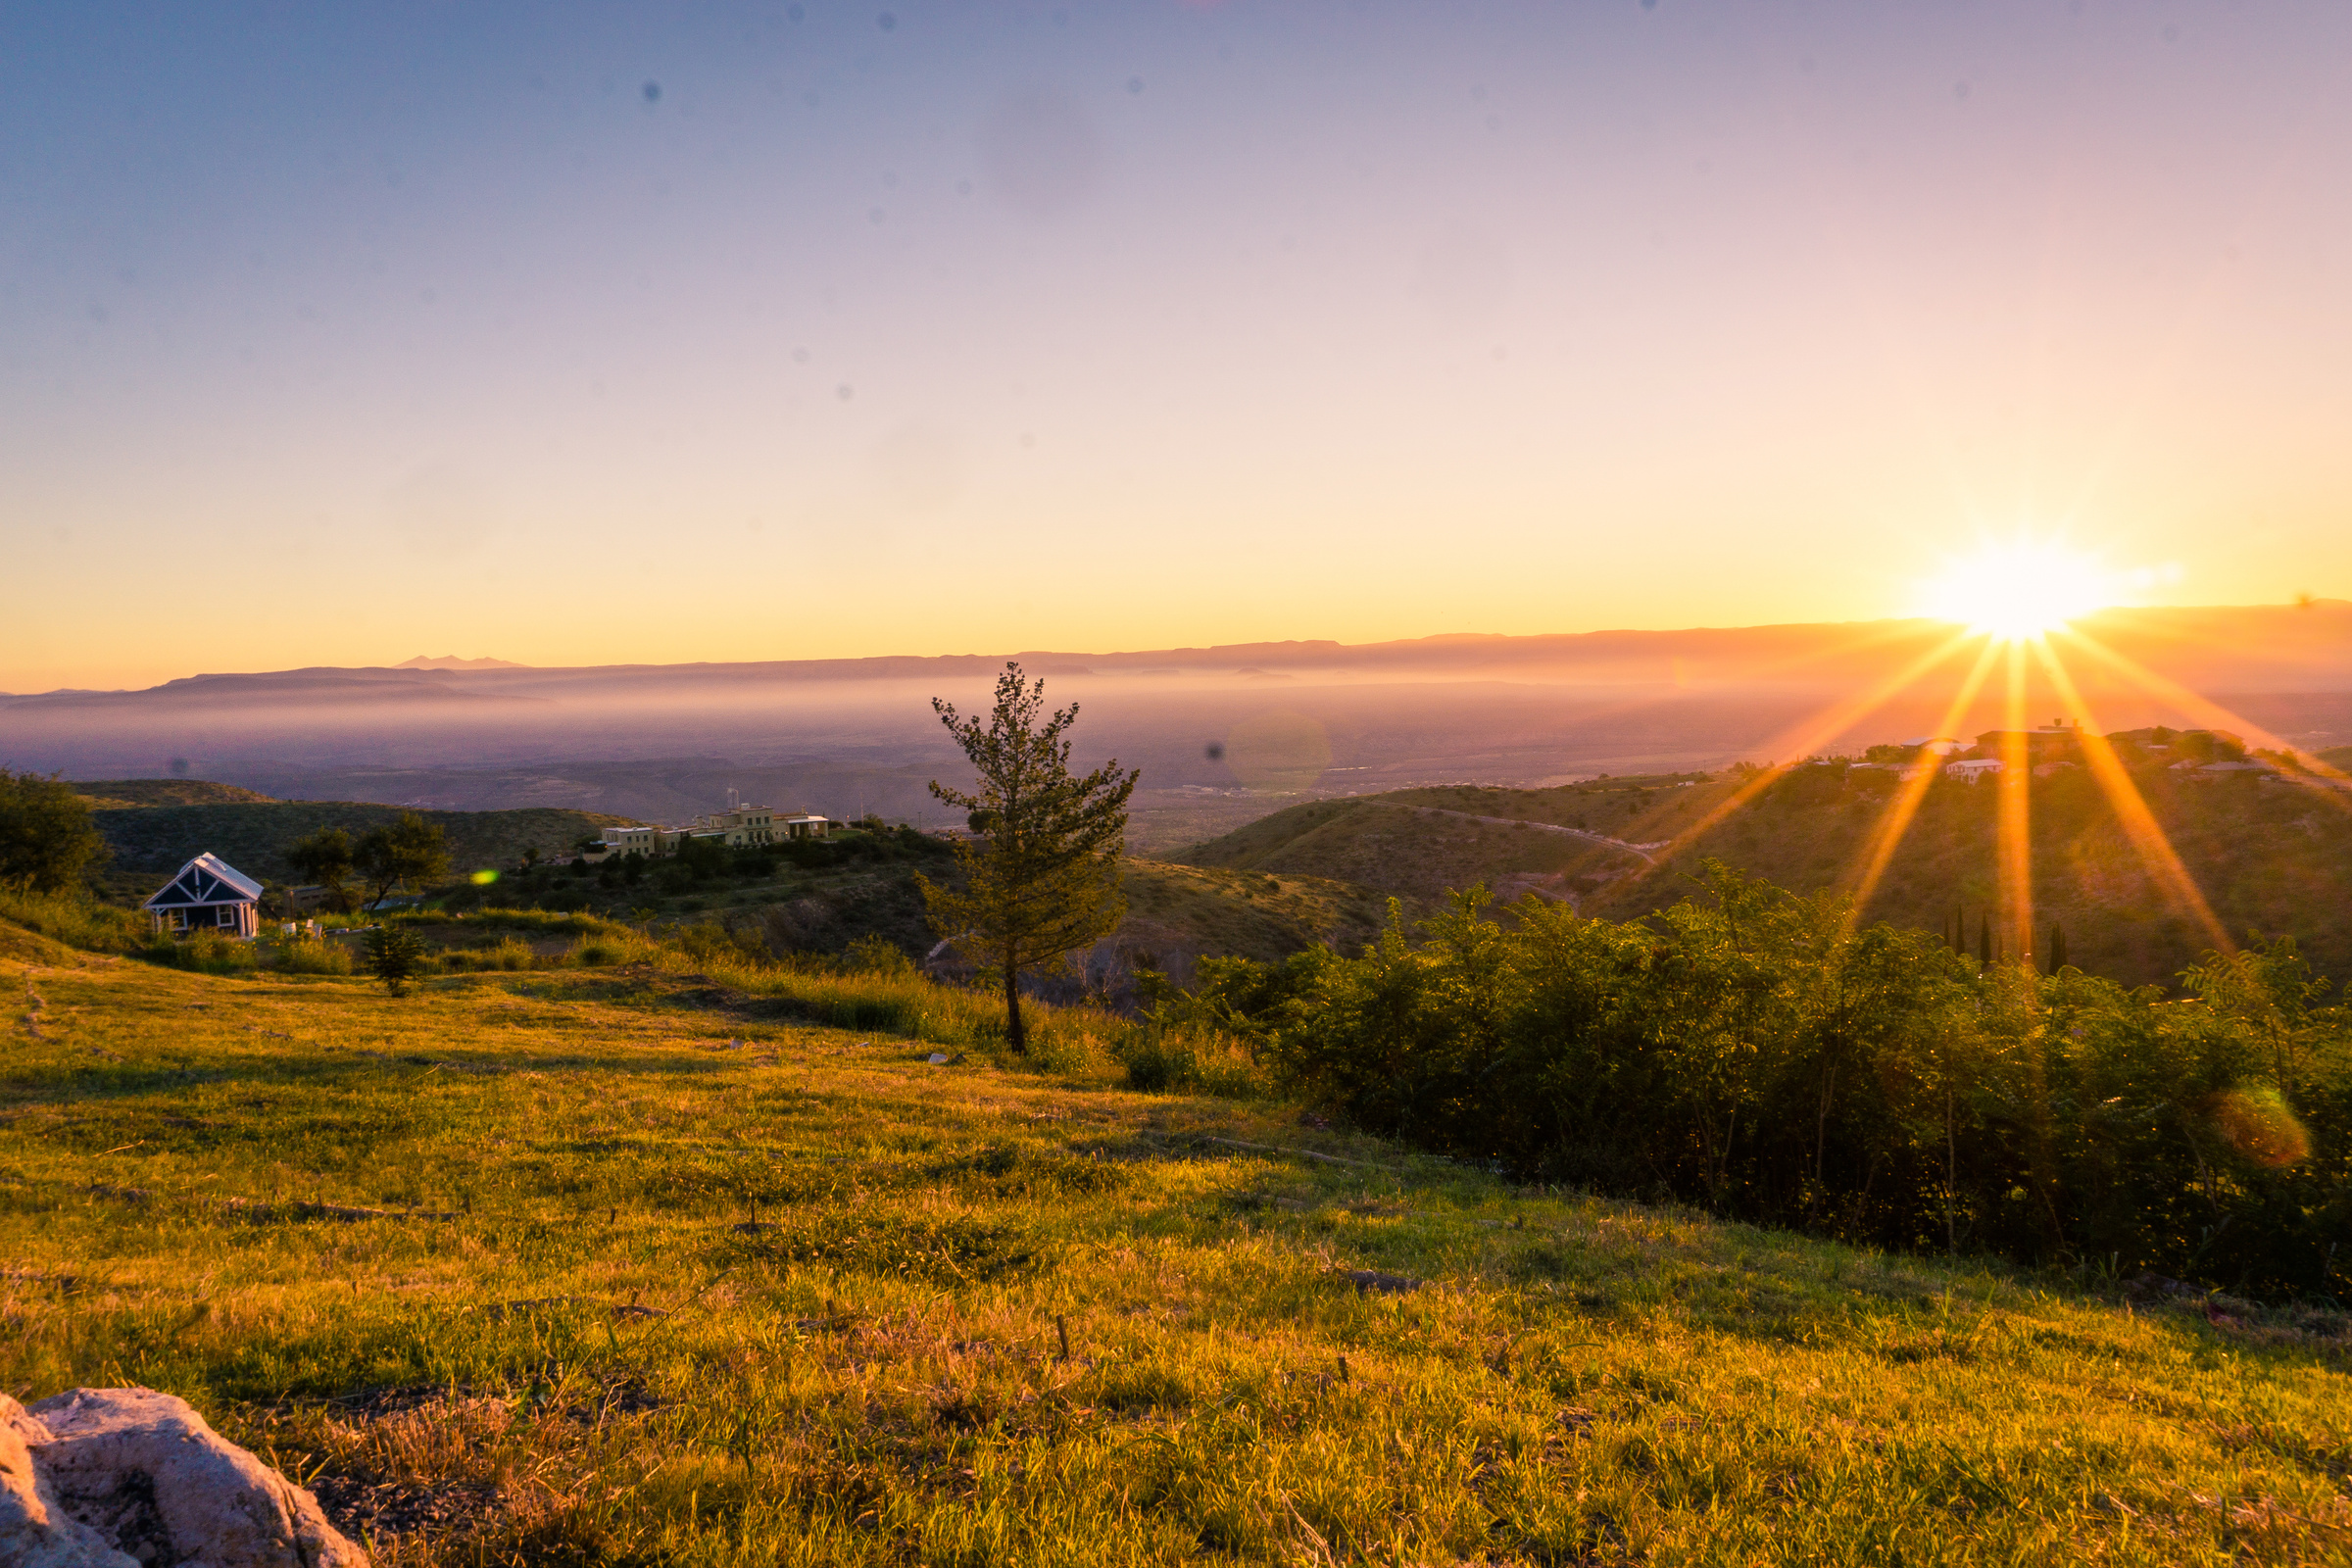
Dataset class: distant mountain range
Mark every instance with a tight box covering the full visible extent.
[7,604,2348,813]
[11,601,2351,707]
[397,654,531,671]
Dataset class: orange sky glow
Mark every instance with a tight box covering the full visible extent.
[5,3,2350,692]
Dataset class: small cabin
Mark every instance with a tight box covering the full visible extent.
[141,854,264,939]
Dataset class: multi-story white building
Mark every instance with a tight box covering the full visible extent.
[593,807,830,858]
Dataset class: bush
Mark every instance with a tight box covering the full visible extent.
[677,920,769,970]
[841,932,915,976]
[364,926,426,994]
[0,771,109,891]
[0,883,148,953]
[1192,864,2352,1297]
[1115,1025,1264,1098]
[144,929,260,975]
[269,935,354,975]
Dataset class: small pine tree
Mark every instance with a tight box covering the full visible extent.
[918,662,1139,1053]
[1979,915,1992,968]
[364,925,426,995]
[2049,921,2067,974]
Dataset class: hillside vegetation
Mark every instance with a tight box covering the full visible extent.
[6,925,2348,1565]
[70,777,278,808]
[410,835,1380,977]
[87,800,644,886]
[1183,768,2352,990]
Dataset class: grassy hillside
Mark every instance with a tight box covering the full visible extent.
[1178,776,1702,915]
[70,776,278,808]
[5,930,2347,1565]
[88,801,645,886]
[1583,764,2352,988]
[421,835,1381,975]
[1183,769,2352,989]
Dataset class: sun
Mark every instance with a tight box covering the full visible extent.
[1920,537,2117,642]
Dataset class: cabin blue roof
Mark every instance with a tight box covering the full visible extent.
[141,854,265,910]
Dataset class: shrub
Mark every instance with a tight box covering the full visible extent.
[270,935,354,975]
[1193,864,2352,1297]
[0,771,109,891]
[841,932,915,975]
[145,929,260,975]
[364,926,426,994]
[0,883,147,954]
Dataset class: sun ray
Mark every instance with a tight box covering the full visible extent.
[1997,641,2035,965]
[2029,638,2233,955]
[2054,627,2352,801]
[1640,628,1981,872]
[1841,638,2003,926]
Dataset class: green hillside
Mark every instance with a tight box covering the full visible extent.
[1181,769,2352,989]
[70,776,278,808]
[1178,775,1703,913]
[89,801,644,887]
[1121,859,1393,964]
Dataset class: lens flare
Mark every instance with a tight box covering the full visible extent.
[2210,1086,2312,1168]
[1920,537,2118,642]
[470,868,500,885]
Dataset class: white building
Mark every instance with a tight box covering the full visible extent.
[141,854,264,938]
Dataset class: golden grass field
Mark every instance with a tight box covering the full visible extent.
[4,924,2349,1565]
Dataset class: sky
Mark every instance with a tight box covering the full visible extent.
[5,0,2350,691]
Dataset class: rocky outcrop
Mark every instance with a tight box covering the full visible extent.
[0,1395,135,1568]
[3,1388,366,1567]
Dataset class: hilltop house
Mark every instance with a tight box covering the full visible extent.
[1944,759,2005,784]
[141,854,263,938]
[591,807,831,859]
[1971,719,2083,759]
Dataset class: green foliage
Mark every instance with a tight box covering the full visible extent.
[0,882,147,953]
[1198,863,2352,1297]
[920,662,1140,1052]
[842,931,915,975]
[88,800,637,886]
[363,924,426,994]
[0,768,110,891]
[353,811,452,913]
[143,928,260,975]
[267,933,354,975]
[283,826,357,911]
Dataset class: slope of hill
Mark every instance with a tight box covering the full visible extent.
[1178,775,1704,911]
[1180,769,2352,988]
[3,932,2343,1564]
[71,777,277,808]
[90,802,645,886]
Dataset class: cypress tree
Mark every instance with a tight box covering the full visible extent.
[2049,921,2067,973]
[1979,915,1992,968]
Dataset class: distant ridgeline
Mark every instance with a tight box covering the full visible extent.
[73,781,644,887]
[1179,749,2352,990]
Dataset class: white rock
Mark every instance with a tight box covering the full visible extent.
[27,1388,368,1567]
[0,1393,135,1568]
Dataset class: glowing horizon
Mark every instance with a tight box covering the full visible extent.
[5,3,2351,692]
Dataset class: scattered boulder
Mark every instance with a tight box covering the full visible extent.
[1,1395,134,1568]
[1338,1268,1422,1295]
[15,1388,367,1567]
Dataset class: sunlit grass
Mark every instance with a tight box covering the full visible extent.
[3,943,2346,1564]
